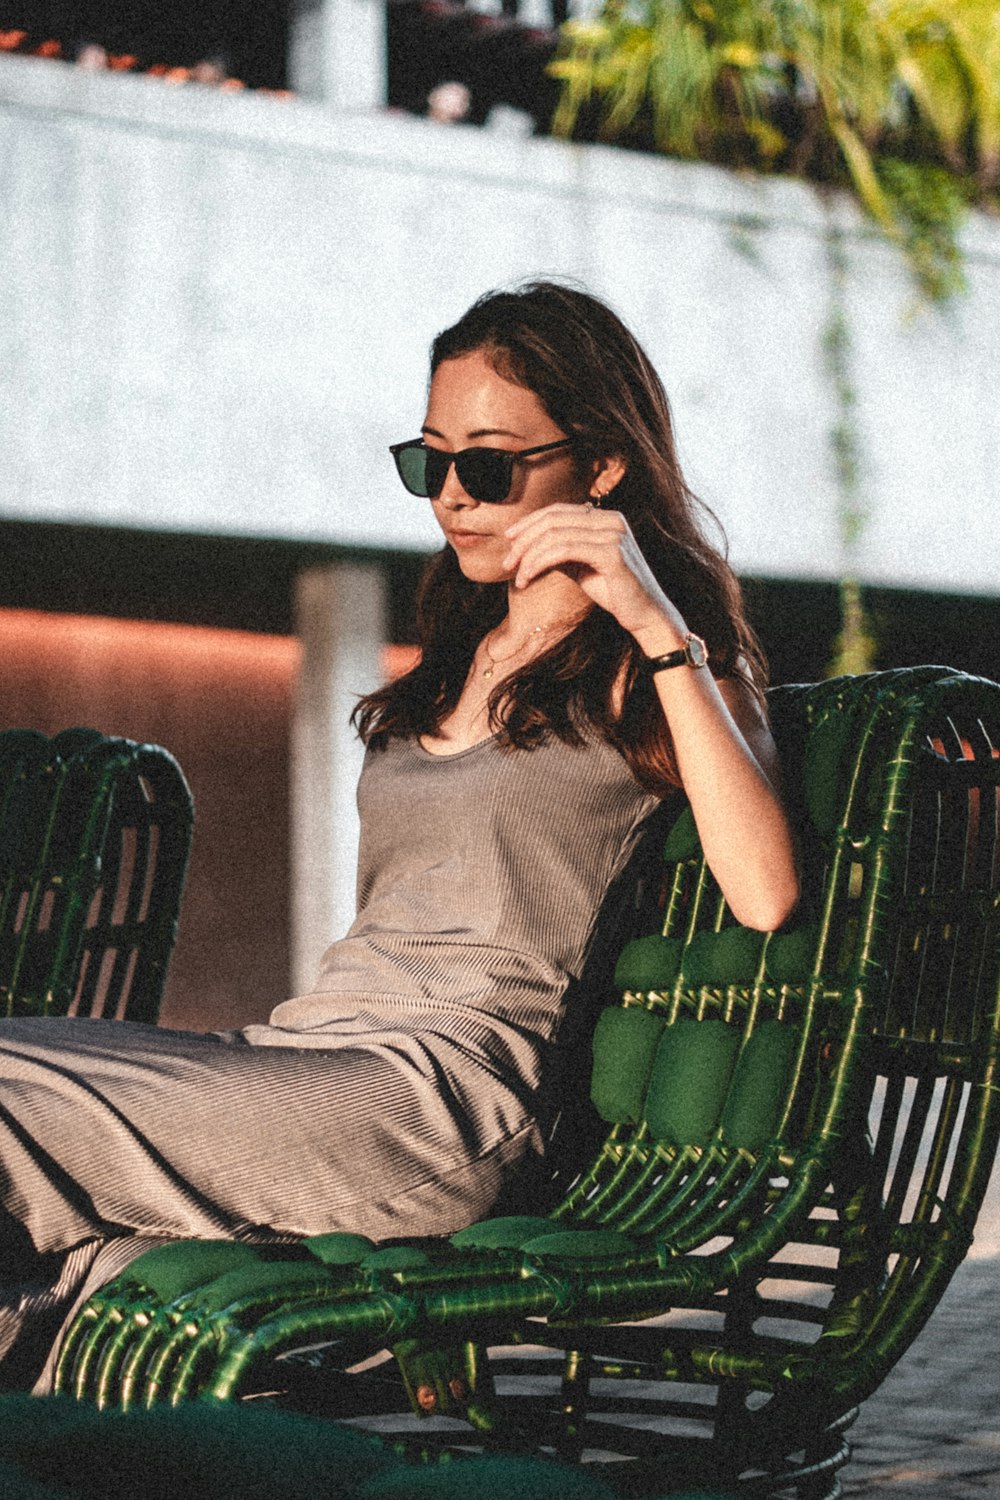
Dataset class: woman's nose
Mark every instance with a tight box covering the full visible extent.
[436,462,476,509]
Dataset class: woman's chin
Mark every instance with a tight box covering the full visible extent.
[451,549,511,586]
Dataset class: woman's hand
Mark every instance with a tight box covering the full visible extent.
[502,503,686,646]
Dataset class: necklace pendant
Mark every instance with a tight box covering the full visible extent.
[483,667,494,680]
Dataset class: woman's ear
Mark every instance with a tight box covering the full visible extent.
[589,454,628,503]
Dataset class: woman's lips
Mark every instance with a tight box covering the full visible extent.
[448,530,490,548]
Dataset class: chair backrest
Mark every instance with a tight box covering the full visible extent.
[0,728,194,1024]
[805,667,1000,1409]
[561,670,1000,1255]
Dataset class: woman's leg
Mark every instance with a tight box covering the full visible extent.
[1,1011,536,1386]
[0,1235,106,1390]
[1,1013,535,1249]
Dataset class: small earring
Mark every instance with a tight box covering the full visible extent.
[591,489,605,508]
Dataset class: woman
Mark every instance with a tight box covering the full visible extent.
[0,281,798,1388]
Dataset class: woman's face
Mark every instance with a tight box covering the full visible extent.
[422,350,591,583]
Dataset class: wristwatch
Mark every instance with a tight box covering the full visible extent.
[643,632,709,674]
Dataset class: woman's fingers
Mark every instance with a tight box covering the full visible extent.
[502,506,626,579]
[508,528,623,591]
[502,508,668,631]
[501,503,680,639]
[503,502,619,542]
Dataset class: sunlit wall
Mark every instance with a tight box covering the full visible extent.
[2,53,999,595]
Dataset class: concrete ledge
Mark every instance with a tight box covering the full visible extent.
[0,53,890,237]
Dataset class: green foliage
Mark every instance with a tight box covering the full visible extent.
[550,0,1000,299]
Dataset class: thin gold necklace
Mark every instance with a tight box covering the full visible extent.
[481,624,545,680]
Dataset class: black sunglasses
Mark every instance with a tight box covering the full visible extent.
[389,437,574,505]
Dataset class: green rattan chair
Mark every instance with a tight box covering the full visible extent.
[0,727,193,1023]
[53,668,1000,1499]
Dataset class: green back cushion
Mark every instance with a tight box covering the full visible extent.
[187,1258,327,1315]
[682,928,765,985]
[50,728,106,761]
[661,804,701,861]
[613,935,683,993]
[644,1018,741,1145]
[451,1220,638,1260]
[765,925,820,983]
[803,708,858,835]
[359,1246,432,1272]
[590,1006,666,1123]
[720,1020,801,1150]
[517,1229,639,1261]
[0,729,49,776]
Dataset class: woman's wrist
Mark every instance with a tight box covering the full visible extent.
[630,609,690,661]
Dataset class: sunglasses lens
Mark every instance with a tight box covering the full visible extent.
[424,448,460,499]
[394,444,434,497]
[454,450,511,504]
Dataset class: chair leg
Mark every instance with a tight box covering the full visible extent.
[556,1347,591,1463]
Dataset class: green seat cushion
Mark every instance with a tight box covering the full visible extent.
[720,1019,801,1150]
[765,925,820,983]
[590,1005,666,1123]
[360,1246,432,1271]
[450,1215,555,1250]
[0,1460,67,1499]
[613,934,683,993]
[518,1229,640,1261]
[185,1258,329,1315]
[113,1240,262,1304]
[645,1018,741,1145]
[303,1232,377,1265]
[682,928,766,985]
[661,804,701,861]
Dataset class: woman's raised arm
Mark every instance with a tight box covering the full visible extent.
[503,502,801,931]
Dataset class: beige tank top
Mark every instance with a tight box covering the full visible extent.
[265,730,662,1055]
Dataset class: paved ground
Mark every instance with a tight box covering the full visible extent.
[842,1255,1000,1497]
[841,1163,1000,1498]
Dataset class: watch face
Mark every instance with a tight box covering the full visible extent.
[687,634,709,668]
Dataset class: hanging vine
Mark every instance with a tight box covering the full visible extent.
[822,220,877,675]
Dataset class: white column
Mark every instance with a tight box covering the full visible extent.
[287,0,386,111]
[291,561,387,995]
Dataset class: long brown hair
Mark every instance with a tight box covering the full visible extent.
[354,280,766,796]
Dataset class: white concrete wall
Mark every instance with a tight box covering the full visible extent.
[2,52,999,594]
